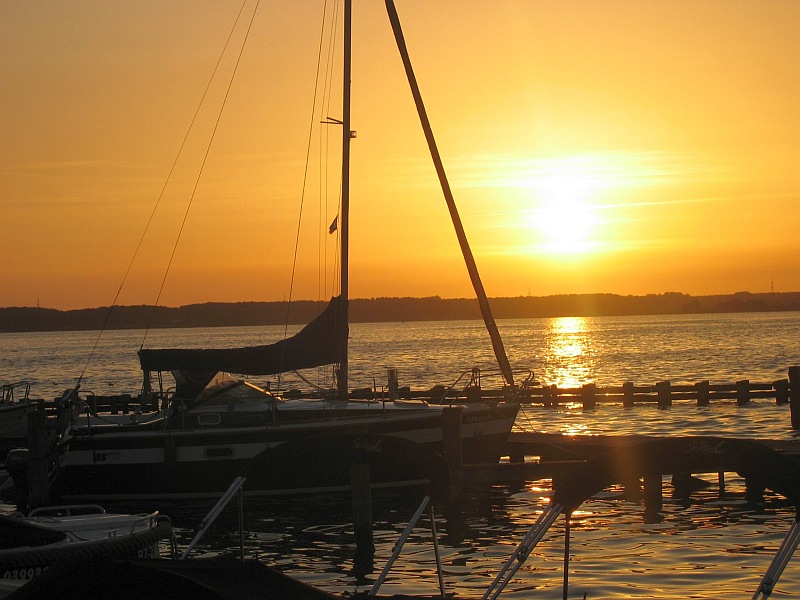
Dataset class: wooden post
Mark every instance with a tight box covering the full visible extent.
[350,456,374,583]
[544,384,558,408]
[745,476,765,505]
[789,367,800,429]
[27,406,50,510]
[622,381,634,408]
[775,379,790,405]
[655,381,671,407]
[695,380,710,407]
[581,383,596,409]
[622,475,642,501]
[442,406,465,541]
[643,472,663,522]
[735,380,750,406]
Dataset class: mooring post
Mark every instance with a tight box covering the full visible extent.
[736,380,750,406]
[655,381,671,407]
[775,379,790,405]
[695,380,710,407]
[350,450,375,582]
[442,406,465,541]
[745,476,765,505]
[27,405,50,510]
[643,472,663,522]
[789,366,800,429]
[581,383,597,409]
[543,384,557,408]
[622,381,634,408]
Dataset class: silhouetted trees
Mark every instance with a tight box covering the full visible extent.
[1,291,799,333]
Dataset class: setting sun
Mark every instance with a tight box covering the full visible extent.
[534,198,598,253]
[522,158,608,256]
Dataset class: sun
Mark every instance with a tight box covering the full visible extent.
[531,173,599,254]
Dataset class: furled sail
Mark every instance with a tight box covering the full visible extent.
[138,296,348,397]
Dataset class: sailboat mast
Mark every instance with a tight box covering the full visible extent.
[337,0,352,399]
[384,0,515,388]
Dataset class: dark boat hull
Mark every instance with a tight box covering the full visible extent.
[50,402,518,502]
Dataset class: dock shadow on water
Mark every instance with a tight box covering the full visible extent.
[130,474,800,600]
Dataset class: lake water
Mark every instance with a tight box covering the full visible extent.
[3,311,800,598]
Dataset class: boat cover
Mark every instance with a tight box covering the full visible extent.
[138,296,347,398]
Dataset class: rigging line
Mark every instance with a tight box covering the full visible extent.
[74,0,253,388]
[141,0,261,349]
[277,0,334,385]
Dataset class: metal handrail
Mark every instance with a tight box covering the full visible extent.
[179,477,247,560]
[483,503,565,600]
[752,517,800,599]
[369,495,445,597]
[1,380,31,403]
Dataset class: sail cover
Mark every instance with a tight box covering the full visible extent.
[138,296,348,395]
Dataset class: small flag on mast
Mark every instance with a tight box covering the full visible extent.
[328,215,338,234]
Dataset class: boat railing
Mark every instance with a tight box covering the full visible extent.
[126,511,162,534]
[1,380,32,404]
[427,367,532,405]
[28,504,107,517]
[78,389,171,416]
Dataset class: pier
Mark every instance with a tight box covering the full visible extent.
[515,366,800,412]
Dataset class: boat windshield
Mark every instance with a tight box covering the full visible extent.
[193,380,279,408]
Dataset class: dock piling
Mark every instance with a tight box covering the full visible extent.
[775,379,790,405]
[643,473,663,521]
[622,382,634,408]
[789,367,800,429]
[350,453,375,582]
[736,380,751,406]
[26,406,50,510]
[655,381,672,407]
[581,383,597,409]
[695,380,710,407]
[442,406,465,540]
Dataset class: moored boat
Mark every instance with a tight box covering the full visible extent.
[0,504,173,597]
[49,380,516,501]
[0,383,34,461]
[42,0,523,503]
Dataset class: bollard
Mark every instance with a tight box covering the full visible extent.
[789,367,800,429]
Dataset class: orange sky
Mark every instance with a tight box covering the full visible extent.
[2,1,800,310]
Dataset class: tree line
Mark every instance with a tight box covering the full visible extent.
[1,291,799,333]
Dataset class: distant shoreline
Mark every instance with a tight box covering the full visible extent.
[1,291,799,333]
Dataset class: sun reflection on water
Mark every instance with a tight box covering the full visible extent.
[543,316,595,388]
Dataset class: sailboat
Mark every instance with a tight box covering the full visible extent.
[47,1,521,503]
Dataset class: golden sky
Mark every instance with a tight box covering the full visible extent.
[2,1,799,310]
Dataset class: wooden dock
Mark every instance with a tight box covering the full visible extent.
[514,365,800,410]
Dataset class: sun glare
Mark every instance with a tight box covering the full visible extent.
[531,171,600,255]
